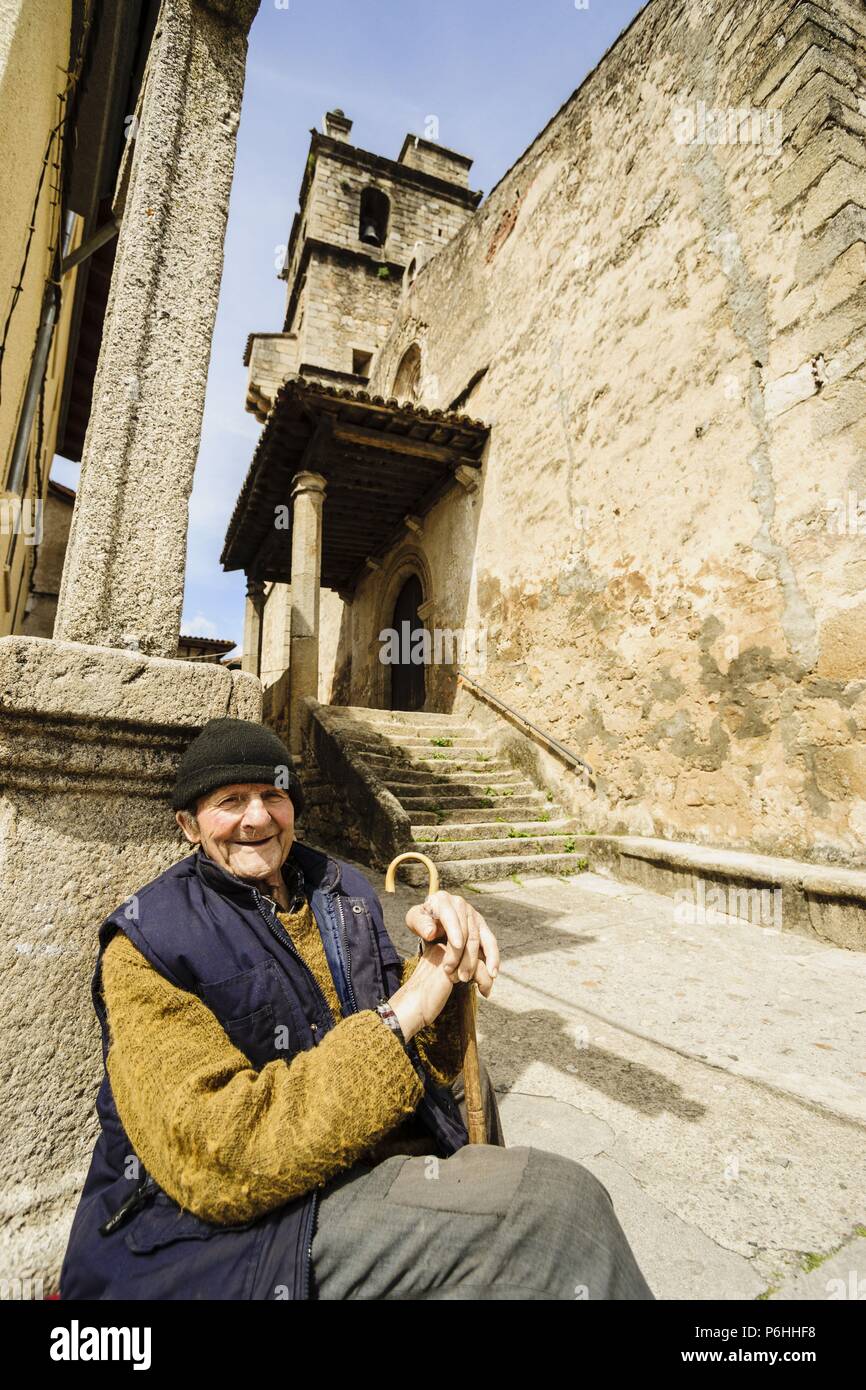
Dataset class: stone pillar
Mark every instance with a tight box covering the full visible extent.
[242,578,265,676]
[54,0,260,658]
[288,471,326,759]
[273,582,293,682]
[0,0,262,1291]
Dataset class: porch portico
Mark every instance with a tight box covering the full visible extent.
[221,379,489,755]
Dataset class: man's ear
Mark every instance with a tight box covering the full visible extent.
[176,809,200,845]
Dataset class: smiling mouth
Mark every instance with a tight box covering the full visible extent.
[235,836,275,848]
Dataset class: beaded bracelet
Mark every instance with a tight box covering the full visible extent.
[375,998,407,1047]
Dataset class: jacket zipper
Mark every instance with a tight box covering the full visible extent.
[99,1173,158,1236]
[303,1188,319,1299]
[334,896,358,1014]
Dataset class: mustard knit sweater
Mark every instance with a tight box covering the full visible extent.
[102,897,465,1227]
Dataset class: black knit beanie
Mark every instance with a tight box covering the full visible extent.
[171,717,305,819]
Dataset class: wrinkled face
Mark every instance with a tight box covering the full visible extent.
[175,782,295,884]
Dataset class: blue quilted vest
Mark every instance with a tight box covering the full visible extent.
[59,839,469,1300]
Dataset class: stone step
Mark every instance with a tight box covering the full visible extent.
[411,805,567,825]
[396,791,547,812]
[346,736,491,757]
[381,768,529,788]
[359,749,509,771]
[396,852,590,887]
[361,728,483,739]
[367,761,516,780]
[351,718,479,739]
[410,834,588,861]
[345,707,473,728]
[412,818,581,839]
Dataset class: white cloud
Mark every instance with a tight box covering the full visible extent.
[181,612,219,638]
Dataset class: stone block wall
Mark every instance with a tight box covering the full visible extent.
[245,332,299,418]
[348,0,866,867]
[399,137,472,187]
[297,254,403,376]
[280,140,479,378]
[301,145,473,271]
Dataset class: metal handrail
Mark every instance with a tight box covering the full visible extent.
[455,668,594,783]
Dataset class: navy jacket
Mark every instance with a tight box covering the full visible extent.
[59,839,469,1300]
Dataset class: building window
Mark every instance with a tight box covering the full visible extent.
[352,349,373,378]
[393,343,421,402]
[359,186,390,246]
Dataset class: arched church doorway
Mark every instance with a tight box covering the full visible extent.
[389,573,426,711]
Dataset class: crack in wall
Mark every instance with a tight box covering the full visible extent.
[678,34,820,672]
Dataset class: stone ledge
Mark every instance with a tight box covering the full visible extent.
[0,713,185,796]
[586,835,866,951]
[0,635,261,726]
[611,835,866,898]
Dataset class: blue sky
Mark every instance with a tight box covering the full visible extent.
[52,0,648,655]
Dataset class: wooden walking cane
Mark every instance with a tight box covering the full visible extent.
[384,851,487,1144]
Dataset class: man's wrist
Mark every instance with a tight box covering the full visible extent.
[387,986,422,1043]
[375,998,408,1048]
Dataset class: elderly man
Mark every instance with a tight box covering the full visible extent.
[60,718,653,1300]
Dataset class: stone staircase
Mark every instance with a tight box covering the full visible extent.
[300,698,866,950]
[335,706,589,888]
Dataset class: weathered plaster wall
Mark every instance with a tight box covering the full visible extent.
[353,0,866,866]
[0,0,77,636]
[22,487,75,638]
[0,0,69,463]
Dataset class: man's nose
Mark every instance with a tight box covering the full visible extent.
[241,797,273,829]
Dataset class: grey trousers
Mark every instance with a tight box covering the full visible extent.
[311,1061,655,1301]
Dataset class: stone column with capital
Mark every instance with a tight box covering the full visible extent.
[54,0,260,657]
[0,0,262,1289]
[288,471,327,759]
[242,578,265,676]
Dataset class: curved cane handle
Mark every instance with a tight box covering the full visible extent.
[384,851,486,1145]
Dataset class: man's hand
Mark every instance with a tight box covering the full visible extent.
[405,890,500,997]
